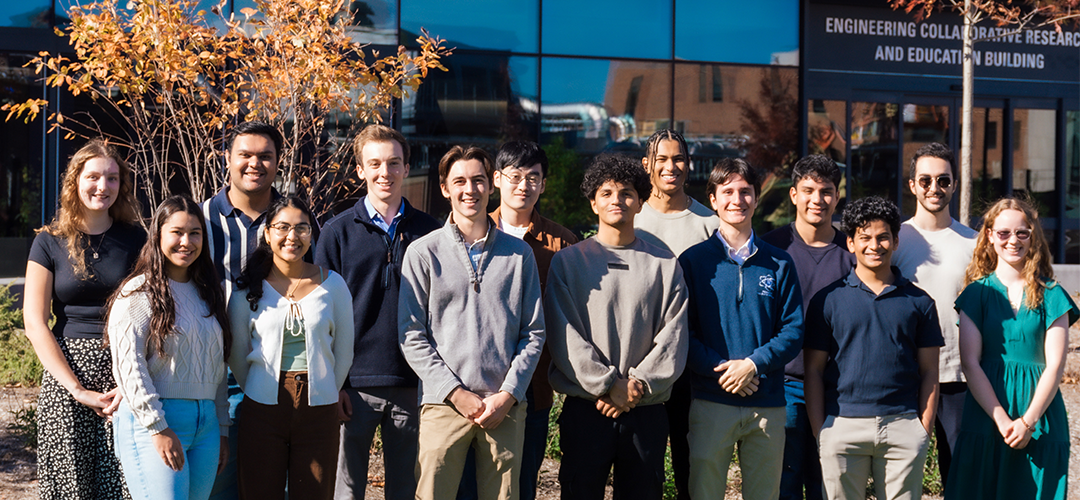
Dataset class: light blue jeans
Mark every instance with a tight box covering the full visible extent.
[114,398,221,500]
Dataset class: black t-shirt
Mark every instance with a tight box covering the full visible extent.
[761,223,854,380]
[28,222,146,339]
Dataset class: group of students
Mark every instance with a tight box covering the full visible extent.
[22,120,1077,500]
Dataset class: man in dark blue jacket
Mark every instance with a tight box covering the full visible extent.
[315,124,441,500]
[678,158,804,500]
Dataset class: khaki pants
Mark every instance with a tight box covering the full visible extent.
[817,414,930,500]
[688,399,786,500]
[415,403,526,500]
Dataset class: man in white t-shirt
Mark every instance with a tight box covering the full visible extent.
[892,142,976,489]
[634,129,718,500]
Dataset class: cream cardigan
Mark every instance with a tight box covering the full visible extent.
[227,270,354,406]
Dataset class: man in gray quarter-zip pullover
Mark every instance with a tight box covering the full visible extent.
[399,145,545,500]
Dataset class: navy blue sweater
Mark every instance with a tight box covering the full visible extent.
[314,197,441,388]
[678,235,804,407]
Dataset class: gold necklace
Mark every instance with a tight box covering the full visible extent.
[86,233,104,260]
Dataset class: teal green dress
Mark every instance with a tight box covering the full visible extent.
[945,274,1079,500]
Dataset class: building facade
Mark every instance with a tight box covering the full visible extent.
[0,0,1077,276]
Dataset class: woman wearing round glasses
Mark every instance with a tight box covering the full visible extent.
[945,198,1078,499]
[227,197,354,499]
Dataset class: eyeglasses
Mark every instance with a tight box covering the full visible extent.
[917,175,952,190]
[993,229,1031,241]
[268,222,313,237]
[500,170,542,187]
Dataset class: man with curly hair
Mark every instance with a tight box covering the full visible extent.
[679,158,804,500]
[804,196,943,500]
[545,154,689,500]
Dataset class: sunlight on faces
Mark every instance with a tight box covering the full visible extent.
[789,176,838,227]
[645,139,687,196]
[590,180,642,230]
[709,174,757,230]
[990,209,1031,269]
[265,207,312,264]
[227,133,279,196]
[495,163,545,212]
[359,140,409,205]
[909,156,954,214]
[847,219,896,273]
[160,211,203,282]
[79,157,120,214]
[440,159,490,223]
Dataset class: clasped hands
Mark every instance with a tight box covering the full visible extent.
[715,358,759,397]
[996,416,1034,450]
[448,387,517,429]
[74,386,122,420]
[595,377,644,419]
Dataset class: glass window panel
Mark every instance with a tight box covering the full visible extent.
[674,64,799,232]
[676,0,798,65]
[542,0,670,59]
[0,53,45,275]
[971,107,1006,218]
[850,102,900,206]
[401,54,538,216]
[4,0,51,27]
[1012,108,1058,218]
[402,0,537,52]
[807,98,848,209]
[1065,229,1078,264]
[901,103,949,217]
[541,58,670,156]
[1065,110,1078,221]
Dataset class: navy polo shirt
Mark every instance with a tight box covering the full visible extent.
[804,267,943,418]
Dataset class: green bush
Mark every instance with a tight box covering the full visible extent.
[7,402,38,449]
[0,282,40,387]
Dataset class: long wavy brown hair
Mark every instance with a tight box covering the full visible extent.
[964,197,1055,309]
[104,196,231,360]
[39,139,141,278]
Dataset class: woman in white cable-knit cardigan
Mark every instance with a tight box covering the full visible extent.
[227,196,354,500]
[105,195,232,500]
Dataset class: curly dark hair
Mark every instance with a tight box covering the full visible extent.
[104,195,231,360]
[235,197,318,311]
[791,154,841,187]
[580,154,652,201]
[841,196,900,239]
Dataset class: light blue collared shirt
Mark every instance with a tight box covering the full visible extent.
[715,230,756,265]
[364,197,404,240]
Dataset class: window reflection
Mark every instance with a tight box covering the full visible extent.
[0,53,44,275]
[901,103,949,216]
[1012,108,1057,218]
[1066,111,1078,263]
[3,0,51,27]
[675,0,798,65]
[970,107,1005,218]
[542,0,670,59]
[540,58,670,156]
[402,0,537,52]
[807,99,847,212]
[850,102,899,205]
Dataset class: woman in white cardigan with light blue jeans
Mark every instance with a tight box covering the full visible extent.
[227,197,354,500]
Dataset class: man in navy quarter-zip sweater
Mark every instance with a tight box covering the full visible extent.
[314,124,441,500]
[678,158,804,500]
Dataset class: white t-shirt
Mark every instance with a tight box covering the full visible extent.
[893,219,977,384]
[498,217,530,240]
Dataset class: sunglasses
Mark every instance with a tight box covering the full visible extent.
[993,229,1031,241]
[917,175,952,190]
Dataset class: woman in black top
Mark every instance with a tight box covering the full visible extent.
[24,138,145,500]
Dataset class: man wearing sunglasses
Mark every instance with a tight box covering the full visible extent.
[315,124,442,500]
[893,142,977,490]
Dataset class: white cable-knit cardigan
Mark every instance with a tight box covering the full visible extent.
[226,270,354,406]
[108,275,230,436]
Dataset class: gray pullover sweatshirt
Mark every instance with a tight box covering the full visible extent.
[399,217,546,406]
[546,237,689,406]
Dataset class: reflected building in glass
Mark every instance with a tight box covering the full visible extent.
[0,0,1077,272]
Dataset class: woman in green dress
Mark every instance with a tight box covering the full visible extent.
[945,198,1078,500]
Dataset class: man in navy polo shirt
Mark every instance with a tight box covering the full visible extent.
[804,196,943,500]
[315,124,441,500]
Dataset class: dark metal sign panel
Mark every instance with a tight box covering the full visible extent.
[806,3,1080,84]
